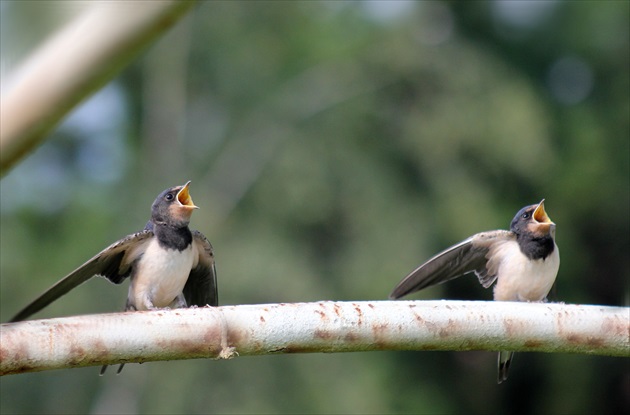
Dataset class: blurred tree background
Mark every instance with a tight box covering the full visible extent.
[1,1,628,414]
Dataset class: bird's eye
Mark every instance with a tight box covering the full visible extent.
[165,193,175,201]
[522,212,530,219]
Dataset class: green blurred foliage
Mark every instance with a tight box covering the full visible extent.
[1,1,628,414]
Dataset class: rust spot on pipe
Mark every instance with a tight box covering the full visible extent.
[438,319,459,338]
[226,327,241,346]
[69,343,86,358]
[371,322,389,341]
[503,319,515,336]
[352,303,364,326]
[280,345,321,353]
[344,332,359,342]
[314,310,327,320]
[314,329,333,340]
[333,303,342,317]
[203,326,220,343]
[566,334,605,348]
[94,341,110,362]
[524,340,543,348]
[156,335,221,357]
[602,316,628,338]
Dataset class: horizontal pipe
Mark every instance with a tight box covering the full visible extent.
[1,300,627,375]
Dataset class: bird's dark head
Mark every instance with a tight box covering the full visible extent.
[151,181,199,227]
[510,199,555,238]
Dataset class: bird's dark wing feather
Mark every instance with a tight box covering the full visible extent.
[9,230,153,322]
[389,230,512,299]
[183,230,218,307]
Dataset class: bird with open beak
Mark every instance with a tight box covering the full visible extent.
[389,200,559,383]
[9,181,218,373]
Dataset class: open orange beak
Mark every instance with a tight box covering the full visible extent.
[177,181,199,210]
[533,199,553,224]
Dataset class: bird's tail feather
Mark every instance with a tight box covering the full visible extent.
[497,351,514,384]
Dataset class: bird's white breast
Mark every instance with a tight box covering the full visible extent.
[492,240,560,302]
[129,238,194,309]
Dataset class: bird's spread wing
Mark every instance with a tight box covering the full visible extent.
[183,230,218,307]
[389,230,513,299]
[9,230,153,322]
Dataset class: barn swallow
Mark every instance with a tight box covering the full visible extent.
[9,182,218,373]
[389,200,559,383]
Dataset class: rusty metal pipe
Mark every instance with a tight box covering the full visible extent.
[1,300,627,375]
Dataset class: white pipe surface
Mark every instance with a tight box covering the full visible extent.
[1,300,628,375]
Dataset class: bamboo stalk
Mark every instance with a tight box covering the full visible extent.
[0,0,196,175]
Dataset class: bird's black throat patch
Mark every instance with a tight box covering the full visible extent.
[153,223,193,251]
[515,234,555,260]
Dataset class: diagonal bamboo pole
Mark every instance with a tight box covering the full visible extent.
[1,300,628,375]
[0,0,197,175]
